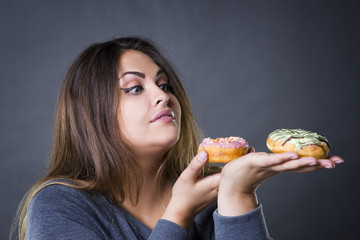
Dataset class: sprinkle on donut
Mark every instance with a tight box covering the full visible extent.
[199,137,249,149]
[198,136,249,163]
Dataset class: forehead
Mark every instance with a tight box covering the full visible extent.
[119,50,160,75]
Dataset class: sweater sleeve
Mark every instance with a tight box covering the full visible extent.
[213,204,272,240]
[148,219,189,240]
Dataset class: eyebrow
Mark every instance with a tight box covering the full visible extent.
[119,71,145,79]
[119,69,165,80]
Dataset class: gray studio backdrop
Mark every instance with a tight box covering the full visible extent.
[1,1,359,239]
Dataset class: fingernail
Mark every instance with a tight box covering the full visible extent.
[197,151,207,162]
[334,159,344,164]
[325,164,335,169]
[290,155,299,160]
[304,158,317,166]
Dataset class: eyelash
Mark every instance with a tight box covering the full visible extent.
[121,85,143,95]
[121,83,173,95]
[159,83,173,93]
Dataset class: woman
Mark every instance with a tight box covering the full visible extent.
[14,37,342,239]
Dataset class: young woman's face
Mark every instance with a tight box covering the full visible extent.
[117,50,181,157]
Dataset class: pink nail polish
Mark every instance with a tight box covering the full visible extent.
[334,159,344,164]
[197,151,207,162]
[304,158,317,166]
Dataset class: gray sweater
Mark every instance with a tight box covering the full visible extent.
[25,182,272,239]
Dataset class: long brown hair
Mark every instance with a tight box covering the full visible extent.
[11,37,204,240]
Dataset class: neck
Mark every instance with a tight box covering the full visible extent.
[122,154,173,229]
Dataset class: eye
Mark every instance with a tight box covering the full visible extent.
[158,83,173,93]
[120,85,143,95]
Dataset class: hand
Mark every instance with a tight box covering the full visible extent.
[218,149,343,216]
[162,151,220,230]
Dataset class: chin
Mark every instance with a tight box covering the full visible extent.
[161,131,180,146]
[151,128,180,150]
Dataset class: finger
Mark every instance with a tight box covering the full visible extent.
[279,156,341,173]
[248,146,255,153]
[277,156,341,171]
[271,156,318,172]
[289,164,324,173]
[198,173,221,193]
[265,152,299,166]
[318,159,335,169]
[327,155,344,164]
[182,151,208,179]
[289,158,338,173]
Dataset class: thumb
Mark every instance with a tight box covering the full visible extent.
[182,150,208,179]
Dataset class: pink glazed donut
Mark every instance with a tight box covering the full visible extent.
[198,137,249,163]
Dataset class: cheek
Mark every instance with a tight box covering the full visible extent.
[118,99,146,137]
[171,96,182,127]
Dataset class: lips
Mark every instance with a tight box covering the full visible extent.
[150,109,175,123]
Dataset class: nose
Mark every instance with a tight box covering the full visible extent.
[153,86,170,106]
